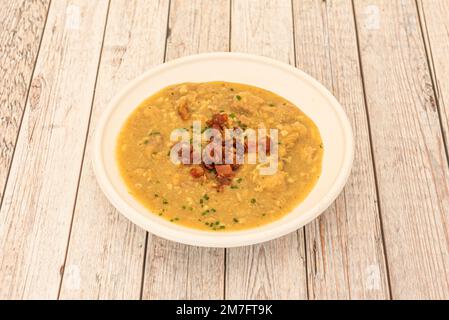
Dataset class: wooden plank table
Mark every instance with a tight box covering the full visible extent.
[0,0,448,300]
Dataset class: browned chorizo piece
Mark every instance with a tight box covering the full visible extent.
[215,164,233,177]
[177,99,190,120]
[190,167,204,178]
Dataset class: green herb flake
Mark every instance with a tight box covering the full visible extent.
[235,95,242,101]
[236,178,242,183]
[149,131,160,136]
[251,198,257,204]
[210,208,216,213]
[230,185,239,189]
[229,113,236,119]
[233,218,239,223]
[203,194,209,201]
[162,198,168,205]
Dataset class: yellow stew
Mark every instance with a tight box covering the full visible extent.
[116,82,323,231]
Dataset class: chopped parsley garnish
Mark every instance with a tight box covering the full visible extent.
[201,210,210,216]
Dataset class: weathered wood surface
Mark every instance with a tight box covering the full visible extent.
[0,0,50,206]
[1,0,449,300]
[353,0,449,299]
[417,0,449,157]
[59,0,169,300]
[0,0,109,299]
[292,0,389,299]
[141,0,230,300]
[226,0,308,300]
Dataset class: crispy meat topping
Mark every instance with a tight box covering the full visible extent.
[177,99,190,120]
[190,167,204,178]
[177,112,272,191]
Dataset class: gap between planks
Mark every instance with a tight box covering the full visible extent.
[57,0,112,299]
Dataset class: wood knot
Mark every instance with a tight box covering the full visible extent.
[29,75,44,109]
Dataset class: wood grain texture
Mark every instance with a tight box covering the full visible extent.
[353,0,449,299]
[141,0,230,300]
[59,0,170,300]
[226,0,307,299]
[417,0,449,159]
[0,0,50,205]
[292,0,390,299]
[0,0,109,299]
[1,0,448,300]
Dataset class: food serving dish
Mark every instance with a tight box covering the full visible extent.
[93,52,354,247]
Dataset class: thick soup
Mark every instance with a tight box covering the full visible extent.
[116,82,323,231]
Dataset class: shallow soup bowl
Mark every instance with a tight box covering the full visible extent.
[93,52,354,247]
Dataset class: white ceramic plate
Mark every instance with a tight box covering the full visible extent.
[93,52,354,248]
